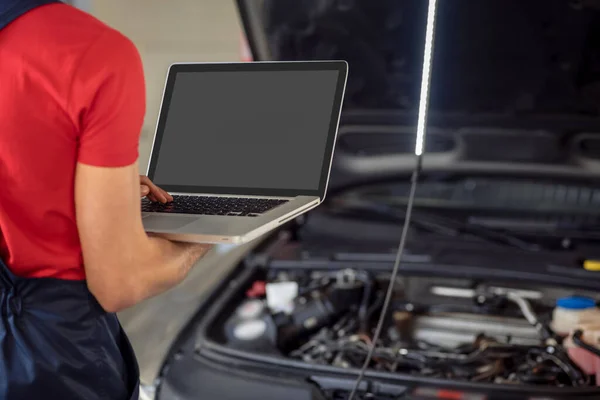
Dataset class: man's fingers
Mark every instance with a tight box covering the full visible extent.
[151,189,167,203]
[140,176,152,186]
[157,187,173,202]
[140,185,150,197]
[161,188,173,202]
[140,175,172,203]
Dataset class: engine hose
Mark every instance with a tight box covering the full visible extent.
[527,348,587,387]
[573,330,600,358]
[506,292,556,341]
[358,278,372,332]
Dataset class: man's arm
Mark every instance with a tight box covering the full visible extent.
[68,29,210,312]
[76,161,211,312]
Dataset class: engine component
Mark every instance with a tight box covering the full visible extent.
[275,290,337,351]
[224,299,279,354]
[236,299,266,320]
[505,291,556,342]
[551,296,600,336]
[246,280,267,298]
[266,281,299,314]
[565,326,600,385]
[328,269,366,311]
[390,311,414,347]
[274,270,366,351]
[226,269,599,387]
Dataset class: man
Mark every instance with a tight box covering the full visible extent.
[0,1,211,399]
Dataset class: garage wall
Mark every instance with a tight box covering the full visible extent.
[90,0,242,170]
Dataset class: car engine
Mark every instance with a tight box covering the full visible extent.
[221,268,600,388]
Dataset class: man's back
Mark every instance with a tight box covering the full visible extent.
[0,2,145,280]
[0,4,211,399]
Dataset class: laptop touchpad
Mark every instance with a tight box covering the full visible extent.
[143,215,198,231]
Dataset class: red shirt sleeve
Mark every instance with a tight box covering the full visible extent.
[69,29,146,167]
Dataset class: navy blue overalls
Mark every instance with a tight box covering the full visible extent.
[0,1,140,399]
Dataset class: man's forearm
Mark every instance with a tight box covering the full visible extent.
[123,236,211,309]
[146,236,210,292]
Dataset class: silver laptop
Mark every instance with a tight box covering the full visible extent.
[142,61,348,244]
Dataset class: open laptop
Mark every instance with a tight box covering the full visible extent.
[142,61,348,244]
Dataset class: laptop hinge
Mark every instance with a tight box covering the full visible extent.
[278,202,317,224]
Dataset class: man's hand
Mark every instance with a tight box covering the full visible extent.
[76,164,212,312]
[140,175,173,203]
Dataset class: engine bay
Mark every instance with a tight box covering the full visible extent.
[215,266,600,389]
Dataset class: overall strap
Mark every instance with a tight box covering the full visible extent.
[0,257,14,289]
[0,0,61,31]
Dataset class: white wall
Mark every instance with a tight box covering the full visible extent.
[90,0,242,170]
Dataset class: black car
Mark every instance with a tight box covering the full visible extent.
[154,1,600,398]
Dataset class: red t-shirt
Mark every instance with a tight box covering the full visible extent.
[0,3,145,280]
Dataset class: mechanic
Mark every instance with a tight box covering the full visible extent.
[0,1,212,399]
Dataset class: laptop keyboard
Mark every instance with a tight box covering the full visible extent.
[141,195,288,217]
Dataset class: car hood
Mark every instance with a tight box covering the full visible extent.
[236,0,600,186]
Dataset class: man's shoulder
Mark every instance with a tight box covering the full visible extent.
[13,3,141,84]
[3,3,144,120]
[15,3,134,55]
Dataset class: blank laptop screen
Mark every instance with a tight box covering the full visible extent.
[151,69,340,193]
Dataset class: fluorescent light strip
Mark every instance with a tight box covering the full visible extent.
[415,0,439,156]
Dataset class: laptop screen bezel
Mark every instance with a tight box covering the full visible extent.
[146,61,348,198]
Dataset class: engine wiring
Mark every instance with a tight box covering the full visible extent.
[253,259,591,388]
[284,300,589,387]
[225,263,595,391]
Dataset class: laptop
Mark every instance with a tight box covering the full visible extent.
[142,61,348,244]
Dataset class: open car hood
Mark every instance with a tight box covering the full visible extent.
[236,0,600,187]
